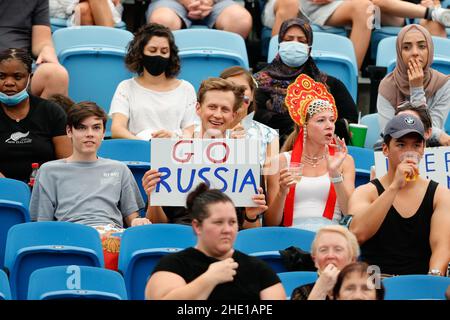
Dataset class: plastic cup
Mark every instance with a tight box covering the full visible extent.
[288,162,304,182]
[349,123,368,148]
[399,151,421,181]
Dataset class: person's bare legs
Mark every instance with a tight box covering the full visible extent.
[148,7,183,30]
[77,2,95,25]
[420,18,447,37]
[325,0,373,70]
[215,4,252,38]
[271,0,300,36]
[79,0,115,27]
[31,63,69,99]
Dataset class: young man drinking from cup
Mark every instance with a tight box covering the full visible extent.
[348,113,450,276]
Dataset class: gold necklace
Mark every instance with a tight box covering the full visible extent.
[302,153,326,167]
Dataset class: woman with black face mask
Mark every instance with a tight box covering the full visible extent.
[110,23,197,140]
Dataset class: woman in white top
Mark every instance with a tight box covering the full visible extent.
[265,74,355,232]
[110,23,197,140]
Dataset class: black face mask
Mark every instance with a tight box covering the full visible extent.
[142,54,170,76]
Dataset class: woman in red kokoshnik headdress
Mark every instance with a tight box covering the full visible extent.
[265,74,355,231]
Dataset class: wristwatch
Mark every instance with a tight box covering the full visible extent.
[244,212,260,223]
[330,174,344,184]
[428,269,441,276]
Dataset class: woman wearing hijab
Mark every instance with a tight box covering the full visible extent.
[377,24,450,146]
[254,17,358,146]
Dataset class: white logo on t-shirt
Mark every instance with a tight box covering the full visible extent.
[5,131,32,144]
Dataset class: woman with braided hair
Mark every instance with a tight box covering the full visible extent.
[265,74,355,231]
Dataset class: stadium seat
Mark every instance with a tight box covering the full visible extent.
[383,275,450,300]
[360,113,382,149]
[0,178,31,268]
[53,26,134,136]
[50,18,127,33]
[98,139,151,213]
[173,29,249,91]
[377,36,450,74]
[347,146,375,187]
[118,224,197,300]
[267,33,358,102]
[234,227,316,273]
[4,222,104,300]
[28,265,127,300]
[0,269,11,300]
[277,271,318,299]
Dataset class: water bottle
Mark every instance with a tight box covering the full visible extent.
[28,162,39,188]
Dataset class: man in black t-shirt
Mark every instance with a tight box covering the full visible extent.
[0,0,69,98]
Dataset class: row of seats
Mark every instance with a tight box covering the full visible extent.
[278,271,450,300]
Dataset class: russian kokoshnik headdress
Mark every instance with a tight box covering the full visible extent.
[283,74,338,226]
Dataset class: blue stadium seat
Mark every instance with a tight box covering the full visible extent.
[0,269,11,300]
[277,271,318,299]
[0,178,31,268]
[234,227,316,273]
[173,29,249,91]
[347,146,375,187]
[118,224,197,300]
[4,222,104,300]
[383,275,450,300]
[267,33,358,102]
[360,113,382,149]
[28,265,127,300]
[377,36,450,74]
[53,26,134,136]
[98,139,151,213]
[50,18,126,33]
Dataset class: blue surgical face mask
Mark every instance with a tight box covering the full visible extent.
[278,41,310,67]
[0,76,30,106]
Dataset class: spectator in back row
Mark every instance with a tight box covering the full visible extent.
[264,74,355,232]
[145,182,286,300]
[349,113,450,276]
[377,24,450,146]
[146,0,252,38]
[110,23,197,141]
[30,102,150,228]
[0,0,69,98]
[254,17,358,146]
[0,48,72,182]
[49,0,123,27]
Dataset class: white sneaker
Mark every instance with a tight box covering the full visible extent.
[431,7,450,27]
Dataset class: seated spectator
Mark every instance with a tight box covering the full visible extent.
[110,23,197,140]
[372,0,450,37]
[264,74,355,232]
[219,66,279,172]
[146,0,252,38]
[377,24,450,146]
[29,102,150,229]
[261,0,302,36]
[145,182,286,300]
[298,0,373,69]
[142,77,268,228]
[49,0,123,27]
[254,17,357,146]
[332,261,385,300]
[349,113,450,276]
[291,225,360,300]
[48,93,76,114]
[0,48,72,181]
[0,0,69,98]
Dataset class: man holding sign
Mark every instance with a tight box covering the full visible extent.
[349,114,450,276]
[142,78,267,228]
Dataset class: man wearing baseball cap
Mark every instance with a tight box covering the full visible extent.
[348,114,450,276]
